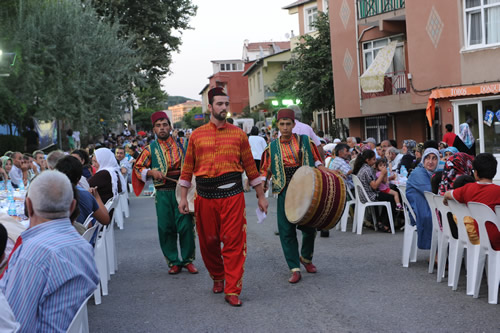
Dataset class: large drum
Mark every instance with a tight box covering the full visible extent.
[175,180,197,213]
[285,166,346,230]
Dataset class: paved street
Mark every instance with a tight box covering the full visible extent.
[89,192,499,333]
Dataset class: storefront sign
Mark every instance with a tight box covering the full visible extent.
[425,82,500,127]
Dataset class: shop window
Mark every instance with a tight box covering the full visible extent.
[464,0,500,49]
[482,98,500,154]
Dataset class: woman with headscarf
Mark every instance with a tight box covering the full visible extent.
[88,148,125,204]
[0,156,12,182]
[397,139,416,173]
[406,148,440,249]
[438,152,474,195]
[453,123,476,156]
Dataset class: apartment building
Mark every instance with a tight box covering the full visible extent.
[329,0,500,156]
[168,100,202,125]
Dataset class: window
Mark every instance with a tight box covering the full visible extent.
[304,5,318,33]
[364,116,388,143]
[464,0,500,49]
[219,62,243,72]
[257,71,262,92]
[323,0,329,12]
[362,35,405,73]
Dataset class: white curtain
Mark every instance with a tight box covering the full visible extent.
[486,5,500,44]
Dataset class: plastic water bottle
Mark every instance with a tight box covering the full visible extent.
[19,181,25,191]
[7,180,13,192]
[7,200,16,216]
[400,165,408,178]
[7,189,13,202]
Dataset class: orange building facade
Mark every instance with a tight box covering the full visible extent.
[328,0,500,154]
[168,100,202,125]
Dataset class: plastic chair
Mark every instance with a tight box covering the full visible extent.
[119,190,130,219]
[82,213,94,228]
[105,198,119,275]
[433,195,455,284]
[467,202,500,304]
[447,200,480,294]
[336,184,356,232]
[424,192,442,274]
[82,223,98,243]
[66,294,92,333]
[351,175,395,235]
[113,194,125,230]
[93,223,108,304]
[398,185,418,267]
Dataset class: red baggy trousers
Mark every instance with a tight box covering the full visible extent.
[195,192,247,296]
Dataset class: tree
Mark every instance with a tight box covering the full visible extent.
[0,0,141,136]
[273,12,348,138]
[87,0,197,85]
[183,106,206,129]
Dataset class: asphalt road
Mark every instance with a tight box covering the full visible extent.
[88,191,499,333]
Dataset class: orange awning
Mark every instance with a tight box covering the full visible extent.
[425,82,500,127]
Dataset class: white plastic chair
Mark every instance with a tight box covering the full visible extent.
[93,223,108,304]
[66,294,92,333]
[447,199,480,294]
[433,195,455,284]
[336,184,356,232]
[467,202,500,304]
[351,175,395,235]
[424,192,442,274]
[119,190,130,219]
[398,185,418,267]
[82,213,94,228]
[113,194,125,230]
[105,198,119,275]
[82,223,98,243]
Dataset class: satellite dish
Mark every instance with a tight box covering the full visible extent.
[285,33,290,39]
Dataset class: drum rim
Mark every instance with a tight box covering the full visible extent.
[284,166,316,223]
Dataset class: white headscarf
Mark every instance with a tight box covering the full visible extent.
[94,148,126,197]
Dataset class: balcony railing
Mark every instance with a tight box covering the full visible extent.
[361,71,408,99]
[358,0,405,19]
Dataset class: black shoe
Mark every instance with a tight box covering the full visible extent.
[320,230,330,238]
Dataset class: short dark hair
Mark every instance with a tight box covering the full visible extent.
[355,137,361,144]
[71,149,90,166]
[250,126,259,136]
[453,175,475,189]
[55,156,83,185]
[389,139,397,148]
[115,146,125,152]
[317,130,324,138]
[226,118,234,124]
[423,140,439,150]
[33,150,44,158]
[178,131,185,137]
[473,153,497,179]
[334,143,349,155]
[445,124,453,132]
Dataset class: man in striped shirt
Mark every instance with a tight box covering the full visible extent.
[0,170,99,332]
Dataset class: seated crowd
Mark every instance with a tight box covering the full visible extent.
[0,129,152,331]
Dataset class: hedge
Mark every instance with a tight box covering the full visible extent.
[0,135,25,155]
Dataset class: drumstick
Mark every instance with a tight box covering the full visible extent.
[164,176,179,183]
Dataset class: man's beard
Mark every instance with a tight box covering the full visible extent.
[212,111,226,121]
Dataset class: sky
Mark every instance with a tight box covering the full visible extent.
[160,0,299,100]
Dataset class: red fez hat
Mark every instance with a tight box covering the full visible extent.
[208,87,227,101]
[277,108,295,121]
[151,111,170,125]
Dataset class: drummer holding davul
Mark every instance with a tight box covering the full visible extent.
[132,111,198,275]
[260,108,331,284]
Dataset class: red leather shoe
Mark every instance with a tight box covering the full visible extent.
[224,295,242,307]
[288,271,301,284]
[213,280,224,294]
[300,258,317,273]
[168,265,181,274]
[184,263,198,274]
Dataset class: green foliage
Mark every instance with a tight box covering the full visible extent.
[183,106,206,129]
[88,0,197,86]
[166,96,192,108]
[273,12,334,121]
[0,0,141,136]
[0,135,24,155]
[134,82,169,130]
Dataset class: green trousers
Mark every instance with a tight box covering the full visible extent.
[277,186,317,271]
[155,190,195,267]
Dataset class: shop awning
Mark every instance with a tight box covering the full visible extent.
[360,41,398,93]
[425,82,500,127]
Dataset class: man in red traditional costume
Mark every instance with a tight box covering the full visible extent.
[133,111,198,275]
[178,87,268,307]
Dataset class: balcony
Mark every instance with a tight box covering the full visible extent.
[361,71,408,99]
[357,0,405,19]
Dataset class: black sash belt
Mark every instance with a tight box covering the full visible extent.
[196,172,243,199]
[155,172,180,191]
